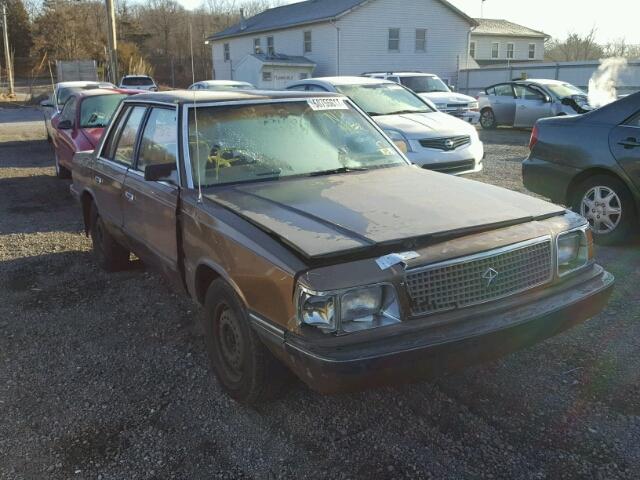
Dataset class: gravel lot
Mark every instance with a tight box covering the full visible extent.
[1,107,639,480]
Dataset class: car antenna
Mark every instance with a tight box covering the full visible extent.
[189,22,203,203]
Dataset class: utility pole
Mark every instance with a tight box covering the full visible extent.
[2,4,14,96]
[105,0,118,84]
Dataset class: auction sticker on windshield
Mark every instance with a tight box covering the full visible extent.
[307,98,349,110]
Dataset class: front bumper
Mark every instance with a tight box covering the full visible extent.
[522,155,580,204]
[441,110,480,125]
[407,139,484,175]
[259,265,613,394]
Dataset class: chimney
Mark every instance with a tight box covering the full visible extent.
[240,8,246,31]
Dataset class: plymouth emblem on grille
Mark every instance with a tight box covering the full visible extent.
[482,268,499,287]
[444,139,455,150]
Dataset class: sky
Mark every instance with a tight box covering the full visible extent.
[175,0,640,45]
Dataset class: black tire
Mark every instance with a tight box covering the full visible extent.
[571,174,638,245]
[89,203,130,271]
[203,279,288,405]
[54,151,71,179]
[480,108,497,129]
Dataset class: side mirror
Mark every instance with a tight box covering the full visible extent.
[144,163,176,183]
[450,85,456,92]
[40,100,54,108]
[544,95,552,103]
[58,119,73,130]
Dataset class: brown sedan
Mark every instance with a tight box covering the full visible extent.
[70,90,614,404]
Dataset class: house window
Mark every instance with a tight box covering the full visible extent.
[529,43,536,59]
[267,36,275,56]
[415,28,426,52]
[254,38,261,54]
[262,71,272,82]
[223,43,230,62]
[304,31,312,53]
[388,28,400,51]
[299,72,309,80]
[469,41,476,58]
[507,43,514,59]
[491,42,499,58]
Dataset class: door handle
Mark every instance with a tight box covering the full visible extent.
[125,191,135,202]
[94,175,103,184]
[618,138,640,149]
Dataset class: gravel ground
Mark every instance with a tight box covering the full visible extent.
[1,108,639,480]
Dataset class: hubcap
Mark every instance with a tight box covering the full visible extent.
[217,306,244,381]
[581,186,622,234]
[481,111,494,127]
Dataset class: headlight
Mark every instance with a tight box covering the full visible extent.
[557,225,593,277]
[383,129,411,154]
[297,284,400,334]
[469,101,479,111]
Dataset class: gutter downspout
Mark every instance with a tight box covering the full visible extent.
[330,19,340,75]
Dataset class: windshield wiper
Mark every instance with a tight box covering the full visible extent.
[386,109,431,115]
[308,166,368,177]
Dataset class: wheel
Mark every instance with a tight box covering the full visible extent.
[203,279,288,404]
[54,151,71,179]
[480,108,497,129]
[571,175,637,245]
[89,203,130,271]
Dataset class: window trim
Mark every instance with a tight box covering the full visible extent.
[469,41,476,59]
[267,36,275,56]
[254,37,262,54]
[303,30,312,54]
[132,106,180,182]
[415,28,426,52]
[491,42,500,59]
[99,104,136,164]
[506,42,515,59]
[223,43,230,62]
[262,70,272,82]
[528,43,536,59]
[388,28,400,52]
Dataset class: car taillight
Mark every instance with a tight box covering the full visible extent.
[529,125,539,150]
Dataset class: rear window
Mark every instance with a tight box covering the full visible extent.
[80,94,128,128]
[122,77,154,86]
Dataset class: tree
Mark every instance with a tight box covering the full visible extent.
[545,28,604,62]
[2,0,32,59]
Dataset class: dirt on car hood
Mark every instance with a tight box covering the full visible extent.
[205,166,565,260]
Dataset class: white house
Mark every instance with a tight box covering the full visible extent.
[207,0,479,89]
[470,19,549,66]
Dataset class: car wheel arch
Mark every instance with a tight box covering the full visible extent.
[81,191,95,236]
[194,261,247,307]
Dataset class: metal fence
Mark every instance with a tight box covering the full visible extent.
[457,60,640,97]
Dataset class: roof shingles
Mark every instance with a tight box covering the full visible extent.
[472,18,548,38]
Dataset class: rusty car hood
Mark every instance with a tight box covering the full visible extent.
[204,166,565,260]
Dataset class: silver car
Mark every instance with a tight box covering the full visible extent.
[286,77,483,175]
[477,79,593,129]
[188,80,255,91]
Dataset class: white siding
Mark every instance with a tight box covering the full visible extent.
[470,35,545,62]
[335,0,472,83]
[212,23,337,81]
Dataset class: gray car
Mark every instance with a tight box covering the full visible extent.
[477,79,593,129]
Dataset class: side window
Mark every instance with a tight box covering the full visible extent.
[102,106,130,159]
[306,84,329,92]
[494,84,514,97]
[287,85,307,91]
[136,108,178,174]
[624,112,640,127]
[60,97,77,124]
[486,87,496,96]
[113,106,146,167]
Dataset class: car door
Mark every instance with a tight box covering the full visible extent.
[609,110,640,189]
[93,104,147,231]
[490,83,517,125]
[513,85,553,128]
[122,106,180,277]
[53,97,78,168]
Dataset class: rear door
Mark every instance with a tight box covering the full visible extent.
[122,106,180,276]
[490,83,517,125]
[513,84,553,128]
[93,104,147,230]
[53,97,78,167]
[609,110,640,188]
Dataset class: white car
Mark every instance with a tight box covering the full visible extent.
[40,80,115,141]
[286,77,483,175]
[188,80,255,91]
[118,75,158,91]
[363,72,480,125]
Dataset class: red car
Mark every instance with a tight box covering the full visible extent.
[51,88,139,178]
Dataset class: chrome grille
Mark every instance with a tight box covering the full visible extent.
[404,238,553,316]
[419,136,470,150]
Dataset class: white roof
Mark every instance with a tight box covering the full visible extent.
[370,72,438,78]
[309,76,395,86]
[198,80,253,86]
[55,81,109,88]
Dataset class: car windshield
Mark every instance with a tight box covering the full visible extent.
[543,82,586,98]
[399,76,450,93]
[57,84,102,106]
[188,99,407,187]
[335,83,434,116]
[122,77,153,86]
[80,94,128,128]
